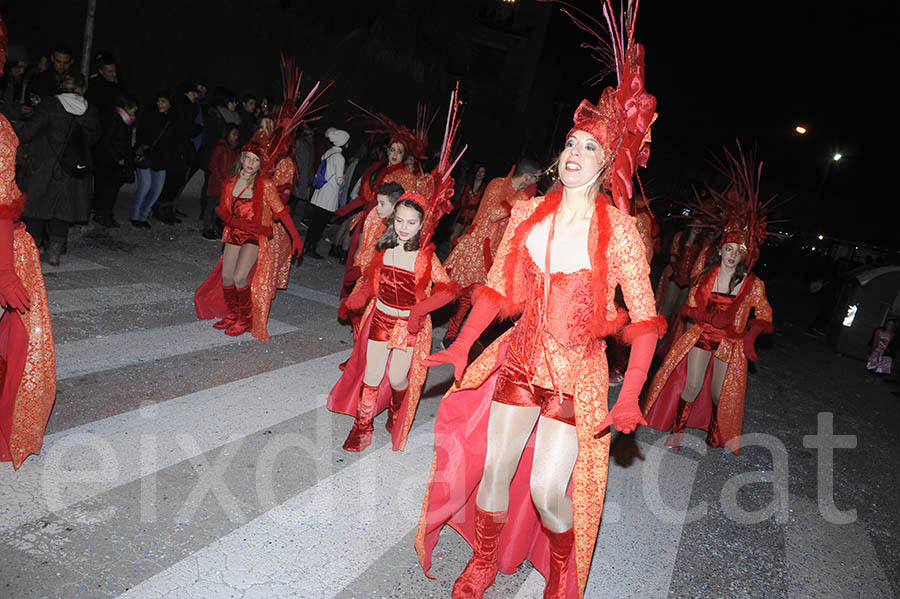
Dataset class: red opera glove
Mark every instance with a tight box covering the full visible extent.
[344,290,370,312]
[743,319,770,362]
[424,297,498,380]
[407,287,459,335]
[594,332,656,435]
[275,209,303,257]
[0,218,30,313]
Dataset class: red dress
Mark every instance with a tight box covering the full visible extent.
[0,114,56,470]
[643,267,773,453]
[328,245,457,451]
[416,190,666,599]
[194,175,290,340]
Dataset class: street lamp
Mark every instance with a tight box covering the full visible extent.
[832,152,842,162]
[795,125,808,135]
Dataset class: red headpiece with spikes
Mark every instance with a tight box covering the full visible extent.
[396,84,467,248]
[705,142,783,271]
[347,101,435,161]
[556,0,657,216]
[242,55,332,177]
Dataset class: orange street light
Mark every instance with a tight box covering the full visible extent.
[795,125,807,135]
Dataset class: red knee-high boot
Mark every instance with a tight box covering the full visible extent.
[706,399,723,447]
[213,285,238,329]
[542,525,574,599]
[665,397,693,450]
[225,286,252,336]
[342,383,378,452]
[385,386,406,434]
[452,506,507,599]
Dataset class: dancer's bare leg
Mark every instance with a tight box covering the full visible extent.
[683,347,713,403]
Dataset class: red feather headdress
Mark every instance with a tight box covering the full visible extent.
[551,0,657,216]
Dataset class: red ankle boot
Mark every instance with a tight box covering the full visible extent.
[706,399,723,447]
[665,397,693,450]
[452,506,507,599]
[213,285,238,329]
[385,386,406,433]
[225,286,252,336]
[542,525,574,599]
[342,383,378,452]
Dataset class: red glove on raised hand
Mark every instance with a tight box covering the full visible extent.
[423,297,498,380]
[594,332,656,435]
[0,219,30,313]
[275,209,303,257]
[407,287,459,335]
[743,319,770,362]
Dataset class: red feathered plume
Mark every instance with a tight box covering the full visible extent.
[549,0,657,217]
[705,141,785,271]
[400,83,467,248]
[250,54,332,177]
[347,100,432,160]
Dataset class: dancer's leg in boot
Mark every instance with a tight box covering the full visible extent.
[342,383,379,451]
[706,357,728,447]
[224,244,258,336]
[453,402,540,598]
[530,416,578,599]
[214,286,239,329]
[385,346,413,433]
[666,347,710,448]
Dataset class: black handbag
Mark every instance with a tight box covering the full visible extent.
[134,121,169,169]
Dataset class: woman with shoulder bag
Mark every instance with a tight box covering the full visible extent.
[130,90,173,228]
[93,94,137,228]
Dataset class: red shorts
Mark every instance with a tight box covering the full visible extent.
[223,227,258,246]
[369,308,414,346]
[492,349,576,426]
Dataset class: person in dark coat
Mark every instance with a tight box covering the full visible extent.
[153,82,201,224]
[92,93,137,228]
[238,93,258,145]
[130,90,176,228]
[85,52,122,131]
[27,45,73,99]
[15,72,101,265]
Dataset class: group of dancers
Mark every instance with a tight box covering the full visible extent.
[0,5,779,598]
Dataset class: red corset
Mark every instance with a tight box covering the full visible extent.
[696,292,736,351]
[377,265,417,310]
[513,257,595,351]
[223,197,259,246]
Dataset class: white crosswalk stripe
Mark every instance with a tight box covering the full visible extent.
[47,282,191,314]
[54,318,297,379]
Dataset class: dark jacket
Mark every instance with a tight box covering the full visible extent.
[169,93,201,169]
[94,111,134,182]
[85,76,123,132]
[135,108,177,171]
[28,69,70,98]
[15,93,102,222]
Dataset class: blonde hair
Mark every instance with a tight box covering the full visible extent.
[233,152,260,190]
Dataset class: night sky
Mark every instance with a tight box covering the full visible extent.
[3,0,897,246]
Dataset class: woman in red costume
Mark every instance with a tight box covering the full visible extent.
[194,69,327,339]
[642,145,774,454]
[416,9,664,595]
[449,165,488,245]
[0,17,56,470]
[337,104,431,299]
[329,88,466,452]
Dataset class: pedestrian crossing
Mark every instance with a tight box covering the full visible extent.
[0,233,896,599]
